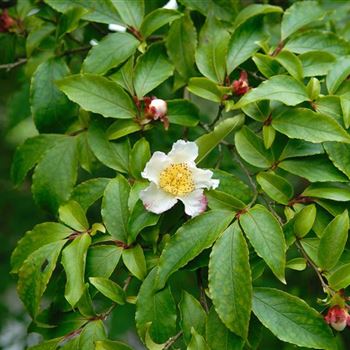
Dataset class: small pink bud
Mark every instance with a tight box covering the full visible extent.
[232,71,250,96]
[324,306,350,331]
[149,99,167,119]
[0,10,15,33]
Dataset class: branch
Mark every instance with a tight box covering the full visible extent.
[163,331,183,350]
[0,58,27,71]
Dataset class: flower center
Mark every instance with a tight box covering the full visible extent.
[159,163,195,196]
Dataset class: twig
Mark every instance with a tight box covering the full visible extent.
[0,58,27,71]
[163,331,183,350]
[295,239,334,296]
[60,45,91,57]
[196,269,209,313]
[246,70,266,81]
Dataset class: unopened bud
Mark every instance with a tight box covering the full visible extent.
[232,71,250,96]
[324,306,350,331]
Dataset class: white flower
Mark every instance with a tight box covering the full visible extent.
[149,99,167,119]
[140,140,219,217]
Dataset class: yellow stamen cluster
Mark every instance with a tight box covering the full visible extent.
[159,163,195,196]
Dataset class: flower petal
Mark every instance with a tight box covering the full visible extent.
[179,189,207,217]
[168,140,198,164]
[140,183,178,214]
[141,151,171,185]
[191,167,220,189]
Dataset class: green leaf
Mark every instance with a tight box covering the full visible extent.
[281,1,326,40]
[242,100,270,122]
[122,244,147,280]
[196,115,245,164]
[326,56,350,94]
[26,22,55,56]
[252,54,280,78]
[57,74,137,119]
[234,76,309,109]
[279,156,348,182]
[86,245,122,278]
[239,205,286,283]
[252,287,335,349]
[209,222,251,339]
[32,137,79,213]
[31,58,77,133]
[89,277,125,304]
[11,222,71,274]
[88,119,129,173]
[207,190,246,211]
[134,44,173,98]
[324,142,350,180]
[299,51,336,77]
[127,200,159,244]
[187,328,210,350]
[57,7,88,39]
[328,263,350,290]
[136,268,177,343]
[140,8,182,38]
[70,178,111,212]
[28,338,62,350]
[195,15,229,84]
[156,210,235,289]
[18,240,66,318]
[82,33,139,75]
[235,126,274,168]
[59,200,89,232]
[279,139,324,160]
[107,119,143,140]
[167,99,199,127]
[206,308,244,350]
[272,108,350,144]
[179,291,206,344]
[166,13,197,80]
[111,0,144,28]
[44,0,121,24]
[79,320,106,350]
[227,17,266,74]
[306,77,321,101]
[302,183,350,202]
[341,96,350,128]
[11,134,63,186]
[275,50,303,80]
[212,169,253,204]
[318,210,349,270]
[256,171,293,205]
[109,57,134,95]
[187,77,223,102]
[95,340,133,350]
[61,233,91,307]
[285,30,350,56]
[262,124,275,149]
[314,96,343,125]
[286,258,307,271]
[102,175,130,242]
[130,138,151,179]
[235,4,282,28]
[293,205,317,238]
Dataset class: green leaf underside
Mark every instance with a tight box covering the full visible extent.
[239,205,286,283]
[209,222,252,339]
[156,210,235,289]
[252,288,335,349]
[302,183,350,201]
[89,277,125,304]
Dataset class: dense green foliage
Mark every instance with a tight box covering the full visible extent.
[2,0,350,349]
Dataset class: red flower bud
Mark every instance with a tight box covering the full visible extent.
[0,9,15,33]
[232,71,250,96]
[324,305,350,331]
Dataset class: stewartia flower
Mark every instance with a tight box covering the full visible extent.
[232,71,250,96]
[0,9,15,33]
[144,97,169,129]
[140,140,219,217]
[324,305,350,331]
